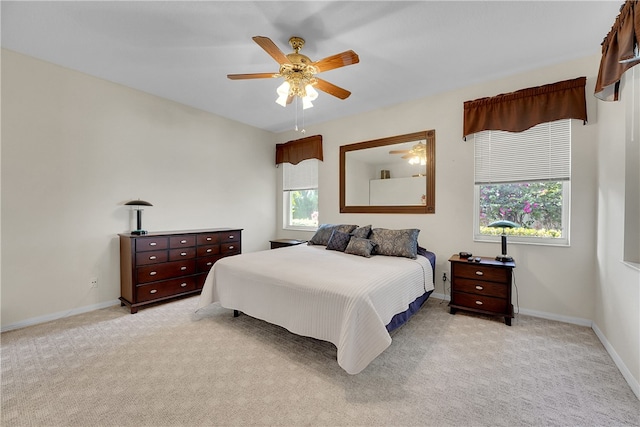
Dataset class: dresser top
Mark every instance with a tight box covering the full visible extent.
[118,228,242,238]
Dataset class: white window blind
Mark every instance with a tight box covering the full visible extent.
[474,120,571,184]
[283,158,318,191]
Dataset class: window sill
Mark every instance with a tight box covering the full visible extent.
[621,260,640,272]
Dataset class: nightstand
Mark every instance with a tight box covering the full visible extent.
[269,239,306,249]
[448,254,515,325]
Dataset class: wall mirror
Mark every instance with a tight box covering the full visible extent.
[340,130,435,214]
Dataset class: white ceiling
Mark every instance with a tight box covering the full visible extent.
[1,1,620,133]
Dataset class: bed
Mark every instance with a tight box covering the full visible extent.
[195,226,435,374]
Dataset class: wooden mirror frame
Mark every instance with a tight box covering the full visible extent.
[340,130,435,214]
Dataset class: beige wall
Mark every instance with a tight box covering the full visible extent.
[1,49,277,328]
[594,66,640,396]
[276,55,638,395]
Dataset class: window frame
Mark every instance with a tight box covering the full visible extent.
[282,159,319,232]
[472,120,572,247]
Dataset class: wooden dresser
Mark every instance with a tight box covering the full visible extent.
[448,254,515,325]
[119,228,242,313]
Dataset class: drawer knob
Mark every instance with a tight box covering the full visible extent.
[475,271,484,276]
[149,256,157,260]
[475,285,484,290]
[229,235,234,239]
[150,289,157,294]
[149,271,157,276]
[207,262,213,266]
[180,252,187,256]
[149,242,157,246]
[180,266,187,271]
[206,237,212,241]
[228,245,234,250]
[475,300,483,305]
[181,240,187,244]
[206,249,212,253]
[180,283,187,288]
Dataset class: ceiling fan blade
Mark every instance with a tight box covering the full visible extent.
[312,50,359,72]
[389,150,410,154]
[227,73,278,80]
[252,36,292,65]
[314,78,351,100]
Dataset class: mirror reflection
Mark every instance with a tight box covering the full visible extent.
[340,130,435,214]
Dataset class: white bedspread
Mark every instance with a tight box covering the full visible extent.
[195,244,434,374]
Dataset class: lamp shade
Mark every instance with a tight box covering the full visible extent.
[487,220,519,229]
[125,200,153,207]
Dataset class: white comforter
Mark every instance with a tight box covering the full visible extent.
[195,244,434,374]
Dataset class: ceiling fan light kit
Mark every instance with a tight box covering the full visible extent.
[228,36,359,110]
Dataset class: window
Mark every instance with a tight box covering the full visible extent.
[283,158,319,230]
[474,119,571,246]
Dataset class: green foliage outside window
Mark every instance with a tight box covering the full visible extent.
[290,189,318,227]
[479,182,564,238]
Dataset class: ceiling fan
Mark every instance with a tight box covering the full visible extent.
[389,141,427,165]
[227,36,359,109]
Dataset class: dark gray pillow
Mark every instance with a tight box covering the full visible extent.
[326,230,352,252]
[308,224,358,246]
[344,237,377,258]
[369,228,420,259]
[351,224,372,239]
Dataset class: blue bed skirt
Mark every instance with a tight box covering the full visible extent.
[385,248,436,333]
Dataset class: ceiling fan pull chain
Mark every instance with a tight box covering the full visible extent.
[294,97,299,131]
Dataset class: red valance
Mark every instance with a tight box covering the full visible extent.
[595,0,640,101]
[275,134,323,165]
[463,77,587,139]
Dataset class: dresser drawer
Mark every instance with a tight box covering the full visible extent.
[135,237,169,252]
[221,242,240,255]
[170,235,196,248]
[197,233,220,245]
[169,247,196,261]
[137,260,196,283]
[220,232,240,243]
[197,245,220,257]
[453,278,509,298]
[454,263,510,282]
[197,255,222,273]
[135,250,168,266]
[136,276,197,303]
[451,292,508,314]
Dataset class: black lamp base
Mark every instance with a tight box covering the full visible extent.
[131,230,148,235]
[495,254,514,262]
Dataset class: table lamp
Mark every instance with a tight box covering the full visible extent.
[125,199,153,235]
[487,220,519,262]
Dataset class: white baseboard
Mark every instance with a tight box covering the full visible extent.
[1,299,121,333]
[517,307,593,327]
[592,322,640,400]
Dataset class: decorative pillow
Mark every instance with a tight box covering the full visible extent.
[344,237,377,258]
[369,228,420,259]
[308,224,357,246]
[351,224,372,239]
[326,230,352,252]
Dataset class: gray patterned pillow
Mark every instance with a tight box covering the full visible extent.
[344,237,377,258]
[369,228,420,259]
[326,230,352,252]
[308,224,358,246]
[351,224,372,239]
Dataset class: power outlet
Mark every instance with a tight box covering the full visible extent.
[89,277,98,288]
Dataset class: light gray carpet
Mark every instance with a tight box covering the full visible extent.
[2,296,638,426]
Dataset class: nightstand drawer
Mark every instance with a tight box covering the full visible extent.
[452,292,508,313]
[453,278,509,298]
[454,263,510,282]
[136,276,197,303]
[137,260,196,283]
